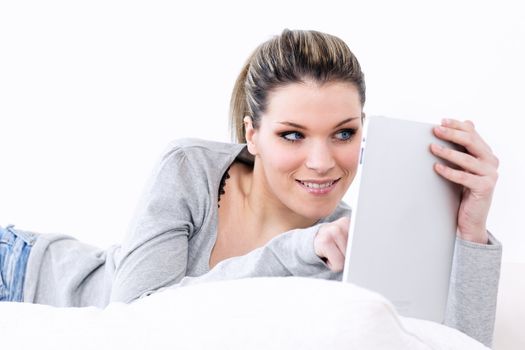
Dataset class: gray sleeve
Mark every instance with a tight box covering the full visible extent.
[444,231,502,348]
[145,224,341,294]
[110,144,207,304]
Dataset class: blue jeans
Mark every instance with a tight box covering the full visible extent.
[0,225,34,302]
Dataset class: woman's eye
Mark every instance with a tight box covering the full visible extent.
[280,131,304,142]
[335,129,356,141]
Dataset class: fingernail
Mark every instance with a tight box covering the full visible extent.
[438,126,447,133]
[442,118,450,125]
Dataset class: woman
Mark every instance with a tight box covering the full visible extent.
[0,29,501,346]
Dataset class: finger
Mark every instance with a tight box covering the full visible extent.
[321,242,346,272]
[332,217,350,257]
[430,143,496,177]
[450,119,492,160]
[441,118,499,162]
[434,163,497,196]
[333,216,350,233]
[433,125,491,160]
[433,124,499,168]
[441,118,475,132]
[318,220,348,257]
[332,226,349,258]
[442,118,494,153]
[436,118,487,151]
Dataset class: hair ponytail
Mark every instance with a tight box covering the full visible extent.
[229,57,252,143]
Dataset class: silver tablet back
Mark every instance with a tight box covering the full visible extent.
[342,116,463,323]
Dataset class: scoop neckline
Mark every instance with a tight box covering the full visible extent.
[204,143,251,272]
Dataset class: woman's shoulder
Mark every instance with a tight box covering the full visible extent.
[143,138,247,215]
[158,138,246,168]
[162,138,245,157]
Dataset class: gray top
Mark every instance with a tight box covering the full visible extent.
[22,138,502,347]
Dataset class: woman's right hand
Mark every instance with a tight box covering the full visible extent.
[314,217,350,272]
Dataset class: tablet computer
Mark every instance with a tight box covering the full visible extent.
[341,116,463,323]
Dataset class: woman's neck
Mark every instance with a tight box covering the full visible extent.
[239,160,318,241]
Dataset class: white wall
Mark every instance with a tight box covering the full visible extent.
[1,0,523,262]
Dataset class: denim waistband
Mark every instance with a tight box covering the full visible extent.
[0,225,37,246]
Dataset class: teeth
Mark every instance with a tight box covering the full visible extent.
[301,181,335,189]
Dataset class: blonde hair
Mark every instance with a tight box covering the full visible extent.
[229,29,366,143]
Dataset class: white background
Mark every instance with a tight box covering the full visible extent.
[0,0,523,262]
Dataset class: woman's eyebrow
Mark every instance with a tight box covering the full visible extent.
[277,117,360,130]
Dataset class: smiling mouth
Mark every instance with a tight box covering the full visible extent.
[295,178,341,189]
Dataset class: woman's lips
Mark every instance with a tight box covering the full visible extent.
[296,178,341,195]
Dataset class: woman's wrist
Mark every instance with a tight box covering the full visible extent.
[458,229,489,245]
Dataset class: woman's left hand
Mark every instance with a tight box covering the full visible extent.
[430,118,499,244]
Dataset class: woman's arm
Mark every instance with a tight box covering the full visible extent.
[110,143,206,304]
[431,118,502,347]
[138,223,342,296]
[136,206,351,297]
[445,231,502,348]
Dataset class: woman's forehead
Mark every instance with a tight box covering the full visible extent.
[262,82,362,125]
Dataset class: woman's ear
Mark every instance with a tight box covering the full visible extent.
[243,116,258,156]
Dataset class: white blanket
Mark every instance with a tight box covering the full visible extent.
[0,277,487,349]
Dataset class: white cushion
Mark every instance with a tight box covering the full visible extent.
[0,277,487,349]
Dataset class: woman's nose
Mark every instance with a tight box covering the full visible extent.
[305,142,336,174]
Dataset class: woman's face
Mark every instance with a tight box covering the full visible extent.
[245,80,363,220]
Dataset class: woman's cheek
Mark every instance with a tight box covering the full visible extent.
[346,144,361,171]
[334,143,360,187]
[275,152,302,173]
[272,147,304,173]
